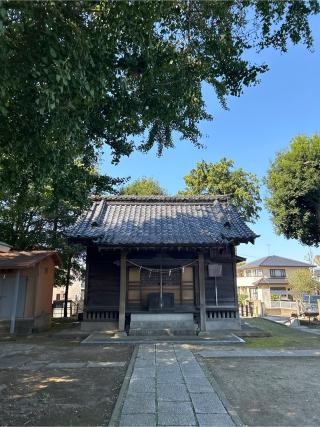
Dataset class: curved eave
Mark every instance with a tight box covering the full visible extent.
[67,235,258,248]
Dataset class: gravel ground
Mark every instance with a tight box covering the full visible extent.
[202,356,320,427]
[0,340,133,426]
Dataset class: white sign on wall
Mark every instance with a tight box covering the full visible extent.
[208,263,222,278]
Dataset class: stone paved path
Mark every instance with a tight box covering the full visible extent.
[119,344,235,427]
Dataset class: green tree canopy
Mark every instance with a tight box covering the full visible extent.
[1,1,319,162]
[1,1,318,315]
[288,269,320,314]
[120,178,167,196]
[0,145,120,317]
[180,158,261,222]
[265,135,320,246]
[0,1,318,254]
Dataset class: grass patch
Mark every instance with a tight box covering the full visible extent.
[243,318,320,348]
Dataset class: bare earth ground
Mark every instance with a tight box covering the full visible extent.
[202,356,320,427]
[2,319,320,426]
[0,338,133,426]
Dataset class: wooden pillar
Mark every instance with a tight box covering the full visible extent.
[10,270,20,334]
[119,251,127,332]
[198,252,207,332]
[232,246,240,318]
[83,249,89,319]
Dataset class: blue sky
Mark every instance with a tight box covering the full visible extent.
[101,17,320,263]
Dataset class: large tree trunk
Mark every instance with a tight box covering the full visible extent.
[63,255,72,318]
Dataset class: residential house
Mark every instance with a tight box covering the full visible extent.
[237,255,314,315]
[67,195,256,334]
[52,279,84,317]
[312,255,320,281]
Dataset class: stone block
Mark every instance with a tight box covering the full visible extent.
[158,401,197,426]
[128,377,155,393]
[121,393,156,414]
[157,373,185,384]
[130,313,195,331]
[184,377,213,393]
[157,382,190,401]
[119,413,156,426]
[206,318,241,331]
[80,321,118,332]
[131,367,155,379]
[156,366,183,383]
[134,358,155,368]
[190,392,226,414]
[18,361,48,370]
[156,357,178,366]
[47,362,86,369]
[87,361,125,368]
[197,413,235,427]
[181,365,204,377]
[157,364,181,375]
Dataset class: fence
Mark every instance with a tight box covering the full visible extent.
[206,307,238,319]
[270,301,297,310]
[84,309,119,321]
[52,301,79,318]
[239,303,254,317]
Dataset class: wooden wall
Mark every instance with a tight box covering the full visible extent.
[204,261,236,305]
[127,266,194,309]
[85,246,237,311]
[86,247,120,308]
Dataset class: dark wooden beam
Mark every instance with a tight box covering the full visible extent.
[84,249,89,308]
[198,252,206,332]
[119,250,127,331]
[231,246,240,319]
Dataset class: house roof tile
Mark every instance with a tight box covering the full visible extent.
[238,255,314,270]
[67,195,257,247]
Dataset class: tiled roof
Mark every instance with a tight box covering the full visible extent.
[238,255,314,270]
[67,196,257,247]
[0,251,61,270]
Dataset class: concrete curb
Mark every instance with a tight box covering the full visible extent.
[108,345,138,427]
[264,316,320,336]
[197,355,244,427]
[81,333,245,345]
[197,349,320,358]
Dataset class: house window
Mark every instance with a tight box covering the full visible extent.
[56,294,60,301]
[249,288,258,300]
[270,269,286,278]
[270,287,289,300]
[245,269,262,277]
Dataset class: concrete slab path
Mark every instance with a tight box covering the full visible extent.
[119,344,235,427]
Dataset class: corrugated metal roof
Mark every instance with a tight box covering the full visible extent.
[67,195,257,246]
[0,251,61,270]
[238,255,314,270]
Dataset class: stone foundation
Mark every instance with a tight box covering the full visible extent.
[80,321,118,332]
[0,318,34,335]
[130,313,197,335]
[206,318,241,331]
